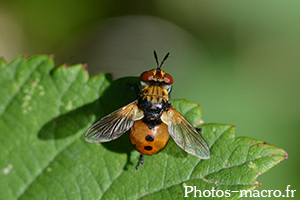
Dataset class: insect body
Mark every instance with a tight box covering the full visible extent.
[85,51,210,170]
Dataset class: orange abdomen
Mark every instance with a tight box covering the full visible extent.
[130,120,169,155]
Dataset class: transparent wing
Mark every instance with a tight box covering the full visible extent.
[162,106,210,159]
[85,101,142,143]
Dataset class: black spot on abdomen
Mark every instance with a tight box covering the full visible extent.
[144,146,153,151]
[145,135,154,142]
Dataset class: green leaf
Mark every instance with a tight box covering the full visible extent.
[0,55,287,200]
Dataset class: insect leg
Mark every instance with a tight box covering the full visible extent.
[127,83,141,96]
[132,83,141,96]
[195,127,202,133]
[135,154,144,171]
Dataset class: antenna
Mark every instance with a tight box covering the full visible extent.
[160,52,170,68]
[153,51,170,69]
[154,51,159,69]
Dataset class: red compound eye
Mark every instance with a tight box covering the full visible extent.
[140,71,154,82]
[163,73,173,84]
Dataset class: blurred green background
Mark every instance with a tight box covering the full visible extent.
[1,0,299,199]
